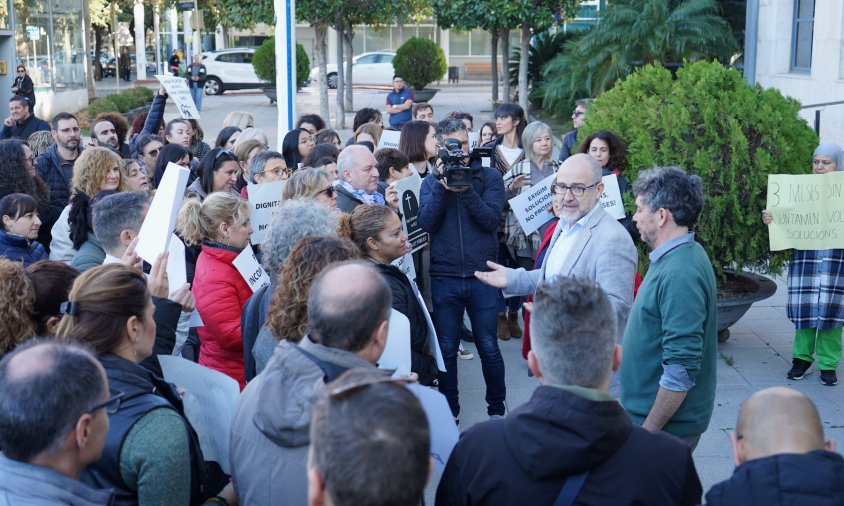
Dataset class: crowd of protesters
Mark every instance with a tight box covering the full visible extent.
[0,76,841,506]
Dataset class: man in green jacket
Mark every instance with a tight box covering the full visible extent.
[620,166,717,451]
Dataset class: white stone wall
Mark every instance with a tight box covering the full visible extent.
[755,0,844,146]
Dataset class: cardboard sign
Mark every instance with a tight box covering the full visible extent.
[378,130,401,149]
[406,383,459,471]
[378,309,412,377]
[766,172,844,250]
[509,173,556,236]
[232,248,271,292]
[158,355,239,473]
[410,280,445,372]
[247,181,285,245]
[156,74,201,119]
[136,163,190,264]
[600,174,626,220]
[393,172,429,252]
[468,131,480,150]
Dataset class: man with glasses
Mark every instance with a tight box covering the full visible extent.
[559,98,592,162]
[476,153,636,349]
[0,340,116,505]
[0,95,49,141]
[136,134,163,173]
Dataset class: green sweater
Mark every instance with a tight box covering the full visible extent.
[620,240,717,437]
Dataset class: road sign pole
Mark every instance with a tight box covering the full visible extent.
[274,0,296,147]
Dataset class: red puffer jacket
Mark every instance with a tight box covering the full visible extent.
[193,243,253,389]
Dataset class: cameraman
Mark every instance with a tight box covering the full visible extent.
[418,118,506,421]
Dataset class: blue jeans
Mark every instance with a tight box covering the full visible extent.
[191,84,203,111]
[432,276,506,417]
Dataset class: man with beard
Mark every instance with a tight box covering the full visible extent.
[89,119,120,153]
[35,113,83,210]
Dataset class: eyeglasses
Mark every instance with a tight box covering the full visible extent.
[89,389,125,415]
[550,181,600,197]
[261,166,293,177]
[144,148,160,157]
[17,70,25,74]
[317,185,335,198]
[328,374,408,400]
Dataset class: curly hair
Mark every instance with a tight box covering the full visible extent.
[0,139,50,205]
[579,130,628,173]
[71,146,124,197]
[0,259,36,353]
[266,236,359,343]
[27,130,55,157]
[94,112,129,146]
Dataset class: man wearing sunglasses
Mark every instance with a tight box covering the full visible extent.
[0,341,116,505]
[476,153,636,351]
[0,95,49,141]
[559,98,592,162]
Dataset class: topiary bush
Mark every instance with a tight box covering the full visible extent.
[296,43,310,89]
[127,86,154,104]
[393,37,447,91]
[581,60,817,280]
[87,97,119,117]
[253,38,310,89]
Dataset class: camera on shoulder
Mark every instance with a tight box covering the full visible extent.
[436,138,493,189]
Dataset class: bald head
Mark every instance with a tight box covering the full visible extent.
[561,153,602,182]
[733,387,828,464]
[307,260,392,354]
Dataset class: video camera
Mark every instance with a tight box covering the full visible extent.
[436,138,493,189]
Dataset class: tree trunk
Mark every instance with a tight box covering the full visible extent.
[315,24,330,125]
[490,29,499,103]
[82,0,96,100]
[501,28,511,102]
[335,20,346,129]
[518,22,530,114]
[397,20,404,45]
[343,19,354,111]
[94,26,104,81]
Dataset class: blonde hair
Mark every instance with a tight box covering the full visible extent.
[234,139,265,164]
[71,146,124,197]
[0,259,36,353]
[282,167,331,201]
[27,130,55,157]
[235,128,269,150]
[223,112,254,130]
[175,192,249,246]
[354,123,383,145]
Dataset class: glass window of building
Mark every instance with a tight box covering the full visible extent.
[14,0,85,92]
[790,0,814,72]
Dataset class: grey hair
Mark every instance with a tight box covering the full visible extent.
[337,144,369,180]
[521,121,552,163]
[632,166,705,228]
[575,98,593,109]
[260,199,339,274]
[530,276,617,388]
[434,118,467,144]
[247,150,284,183]
[92,191,150,253]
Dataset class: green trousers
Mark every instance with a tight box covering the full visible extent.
[793,326,844,370]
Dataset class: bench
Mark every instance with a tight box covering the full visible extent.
[464,62,500,80]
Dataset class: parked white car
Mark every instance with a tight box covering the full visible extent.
[201,48,267,95]
[309,52,396,89]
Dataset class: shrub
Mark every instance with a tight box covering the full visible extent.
[393,37,447,90]
[581,61,817,280]
[253,38,310,89]
[87,98,119,117]
[126,86,154,104]
[108,93,134,113]
[296,43,310,89]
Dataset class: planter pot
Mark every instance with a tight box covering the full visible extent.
[412,88,439,102]
[716,271,778,342]
[263,87,277,104]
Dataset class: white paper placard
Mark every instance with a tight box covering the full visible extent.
[393,172,429,252]
[406,383,459,471]
[377,130,402,149]
[600,173,626,220]
[468,131,480,150]
[165,233,187,289]
[247,180,285,245]
[412,282,445,372]
[158,355,239,473]
[392,251,416,281]
[232,248,270,293]
[136,163,190,264]
[156,74,201,119]
[508,173,556,236]
[378,309,411,377]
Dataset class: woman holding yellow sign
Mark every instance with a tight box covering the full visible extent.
[762,142,844,386]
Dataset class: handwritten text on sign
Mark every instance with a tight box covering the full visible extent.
[766,172,844,251]
[156,74,200,119]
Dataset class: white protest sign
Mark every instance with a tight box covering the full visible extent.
[379,309,411,377]
[406,383,459,471]
[509,173,556,236]
[158,355,239,473]
[393,172,429,252]
[165,234,187,289]
[378,130,401,149]
[392,251,416,280]
[156,74,200,119]
[411,282,445,372]
[232,248,270,293]
[247,181,285,244]
[468,131,480,150]
[600,174,626,220]
[136,163,190,264]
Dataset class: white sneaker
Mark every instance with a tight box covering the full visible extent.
[458,344,474,360]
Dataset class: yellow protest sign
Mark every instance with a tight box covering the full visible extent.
[766,171,844,251]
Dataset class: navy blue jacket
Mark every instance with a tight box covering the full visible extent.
[705,450,844,506]
[36,143,80,209]
[0,114,49,140]
[418,164,504,278]
[0,228,47,266]
[129,92,168,156]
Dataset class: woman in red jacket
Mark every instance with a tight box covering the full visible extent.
[177,192,253,388]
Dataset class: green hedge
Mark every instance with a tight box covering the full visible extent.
[87,98,119,117]
[253,38,310,88]
[393,37,447,91]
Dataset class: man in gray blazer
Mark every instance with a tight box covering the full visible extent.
[476,153,637,344]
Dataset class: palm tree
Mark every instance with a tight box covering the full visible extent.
[542,0,736,109]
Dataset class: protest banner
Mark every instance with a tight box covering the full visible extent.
[766,171,844,250]
[378,309,411,377]
[158,355,239,473]
[232,248,271,292]
[599,173,626,220]
[378,130,401,149]
[406,383,459,471]
[156,74,200,119]
[247,180,285,244]
[136,163,190,264]
[509,174,556,236]
[393,172,429,252]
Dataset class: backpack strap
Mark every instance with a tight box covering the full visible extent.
[553,470,590,506]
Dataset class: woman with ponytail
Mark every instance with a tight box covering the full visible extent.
[176,192,253,388]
